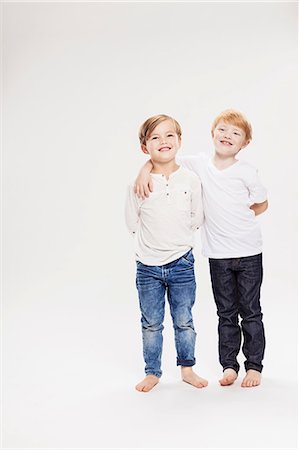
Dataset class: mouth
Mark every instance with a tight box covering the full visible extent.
[220,140,233,146]
[158,146,171,152]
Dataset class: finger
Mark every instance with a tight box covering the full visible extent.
[138,186,144,200]
[149,180,154,192]
[140,187,146,200]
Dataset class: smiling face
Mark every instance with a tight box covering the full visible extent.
[141,119,181,164]
[212,121,249,158]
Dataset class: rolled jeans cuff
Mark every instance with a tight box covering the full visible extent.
[223,364,240,374]
[245,362,263,373]
[145,370,162,378]
[177,358,196,367]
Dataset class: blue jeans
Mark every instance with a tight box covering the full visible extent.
[209,253,265,373]
[136,250,197,378]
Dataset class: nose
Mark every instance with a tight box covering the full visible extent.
[223,131,232,140]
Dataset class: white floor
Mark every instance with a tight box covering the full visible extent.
[3,277,298,449]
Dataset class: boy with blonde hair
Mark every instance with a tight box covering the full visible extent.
[125,114,208,392]
[135,109,268,388]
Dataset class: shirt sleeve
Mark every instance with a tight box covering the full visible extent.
[246,169,268,205]
[125,185,140,235]
[190,176,204,231]
[176,154,204,177]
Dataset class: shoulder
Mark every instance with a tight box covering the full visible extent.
[192,152,210,169]
[178,152,208,164]
[236,160,259,176]
[180,166,199,179]
[238,160,258,171]
[180,167,201,188]
[237,160,264,186]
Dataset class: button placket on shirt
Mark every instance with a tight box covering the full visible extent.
[162,174,170,201]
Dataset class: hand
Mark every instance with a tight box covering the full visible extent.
[134,172,153,200]
[250,200,268,216]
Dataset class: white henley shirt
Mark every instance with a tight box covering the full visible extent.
[125,166,203,266]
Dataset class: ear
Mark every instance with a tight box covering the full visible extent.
[141,144,149,155]
[177,136,182,149]
[211,130,215,138]
[241,139,251,150]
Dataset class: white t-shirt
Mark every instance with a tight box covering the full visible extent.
[125,166,203,266]
[177,153,267,259]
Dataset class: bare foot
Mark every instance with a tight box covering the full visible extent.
[219,368,238,386]
[135,375,159,392]
[181,366,208,388]
[241,369,261,388]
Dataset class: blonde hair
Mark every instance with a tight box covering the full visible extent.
[139,114,182,145]
[212,109,252,142]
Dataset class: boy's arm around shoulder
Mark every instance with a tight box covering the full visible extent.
[177,153,205,176]
[190,172,204,230]
[135,160,154,200]
[125,184,140,234]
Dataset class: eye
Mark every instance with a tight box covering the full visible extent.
[151,136,158,140]
[219,128,225,131]
[167,133,174,137]
[234,132,240,136]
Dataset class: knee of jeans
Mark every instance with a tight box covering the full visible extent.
[142,321,164,332]
[240,310,263,321]
[173,319,195,331]
[218,308,239,322]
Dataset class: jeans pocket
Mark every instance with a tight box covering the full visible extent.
[181,250,195,266]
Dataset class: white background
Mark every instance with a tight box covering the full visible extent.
[2,1,298,449]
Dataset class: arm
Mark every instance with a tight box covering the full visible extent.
[125,185,140,235]
[176,154,203,173]
[134,154,203,199]
[191,177,204,230]
[247,167,268,215]
[250,200,268,216]
[134,160,154,199]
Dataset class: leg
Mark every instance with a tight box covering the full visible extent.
[136,262,165,391]
[209,258,241,382]
[236,254,265,387]
[168,251,208,388]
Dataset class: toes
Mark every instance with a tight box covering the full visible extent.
[241,377,260,387]
[219,376,236,386]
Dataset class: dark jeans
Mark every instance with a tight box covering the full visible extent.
[209,253,265,373]
[136,250,197,378]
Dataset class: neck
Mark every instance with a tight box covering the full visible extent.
[213,153,238,170]
[151,160,179,178]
